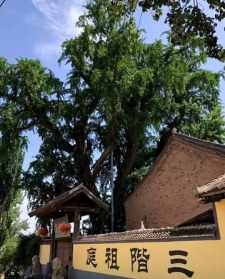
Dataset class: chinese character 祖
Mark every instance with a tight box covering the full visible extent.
[105,248,120,270]
[168,250,194,278]
[86,248,97,268]
[130,248,150,272]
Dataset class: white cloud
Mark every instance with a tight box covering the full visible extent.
[34,40,61,59]
[31,0,85,60]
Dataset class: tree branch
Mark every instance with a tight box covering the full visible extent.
[92,145,113,178]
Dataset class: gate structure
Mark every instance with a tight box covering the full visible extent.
[71,198,225,279]
[37,168,225,278]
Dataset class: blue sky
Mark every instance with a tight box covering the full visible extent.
[0,0,225,232]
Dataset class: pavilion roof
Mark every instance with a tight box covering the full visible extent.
[29,184,109,217]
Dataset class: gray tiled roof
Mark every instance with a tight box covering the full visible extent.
[197,173,225,201]
[74,224,216,243]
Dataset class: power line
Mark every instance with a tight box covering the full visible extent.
[0,0,7,8]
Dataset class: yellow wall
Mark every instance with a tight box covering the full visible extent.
[73,200,225,278]
[39,244,50,265]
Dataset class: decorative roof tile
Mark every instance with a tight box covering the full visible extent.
[74,224,216,243]
[197,173,225,202]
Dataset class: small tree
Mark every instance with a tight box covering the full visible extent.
[0,192,28,273]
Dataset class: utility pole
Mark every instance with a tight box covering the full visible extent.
[110,150,115,232]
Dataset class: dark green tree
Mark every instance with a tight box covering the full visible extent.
[0,57,60,245]
[1,0,224,232]
[12,234,40,270]
[21,0,225,231]
[0,192,28,273]
[0,58,28,247]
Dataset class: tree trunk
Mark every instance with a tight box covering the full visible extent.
[113,181,126,231]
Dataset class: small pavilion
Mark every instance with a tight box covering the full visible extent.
[29,183,109,266]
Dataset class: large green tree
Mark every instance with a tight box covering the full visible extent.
[0,57,60,245]
[0,58,29,247]
[20,0,225,231]
[1,0,225,232]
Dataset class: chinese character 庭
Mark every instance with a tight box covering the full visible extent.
[105,248,120,270]
[86,248,98,268]
[130,248,150,272]
[168,250,194,278]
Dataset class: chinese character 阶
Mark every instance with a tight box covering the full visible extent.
[168,250,194,278]
[105,248,120,270]
[130,248,150,272]
[86,248,97,268]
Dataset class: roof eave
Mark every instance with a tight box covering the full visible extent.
[29,184,109,217]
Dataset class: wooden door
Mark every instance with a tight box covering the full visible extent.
[55,238,73,267]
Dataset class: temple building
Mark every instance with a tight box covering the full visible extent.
[30,131,225,277]
[125,131,225,230]
[71,171,225,279]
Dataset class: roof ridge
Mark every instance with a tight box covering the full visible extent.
[173,132,225,155]
[29,183,109,217]
[125,132,225,203]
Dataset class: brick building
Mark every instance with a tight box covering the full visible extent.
[125,132,225,230]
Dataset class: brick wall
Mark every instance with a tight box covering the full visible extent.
[125,135,225,230]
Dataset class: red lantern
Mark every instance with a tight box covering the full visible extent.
[37,227,48,237]
[58,223,71,234]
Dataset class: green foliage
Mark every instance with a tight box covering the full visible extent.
[1,0,225,233]
[23,0,225,231]
[0,57,58,256]
[0,58,62,211]
[0,58,35,248]
[0,192,28,273]
[117,0,225,60]
[0,120,27,248]
[12,234,40,269]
